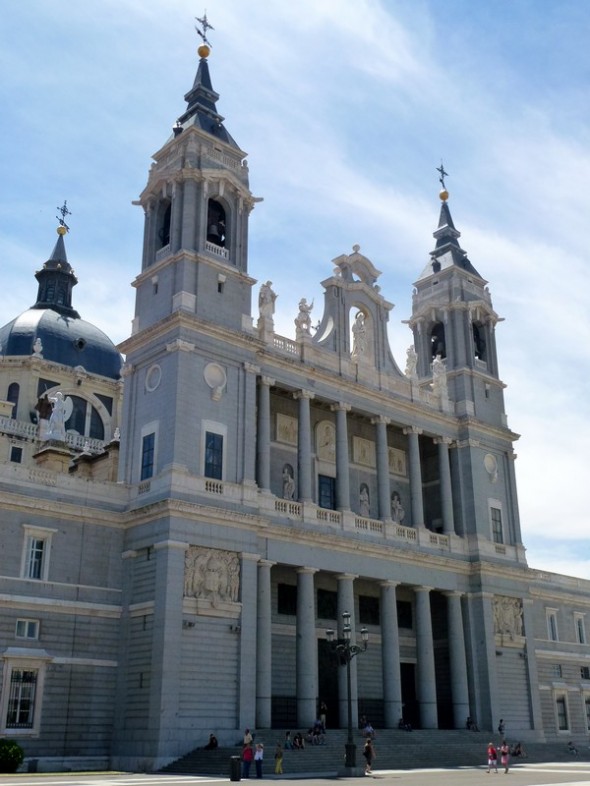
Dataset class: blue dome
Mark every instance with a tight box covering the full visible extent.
[0,308,122,380]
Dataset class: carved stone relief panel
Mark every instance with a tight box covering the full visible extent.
[493,595,524,642]
[184,546,240,608]
[353,436,376,468]
[388,447,407,477]
[276,414,298,446]
[316,420,336,462]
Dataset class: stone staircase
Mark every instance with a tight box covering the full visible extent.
[160,729,590,776]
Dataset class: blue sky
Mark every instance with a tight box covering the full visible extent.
[1,1,588,578]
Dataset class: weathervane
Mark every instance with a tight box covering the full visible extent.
[195,12,214,47]
[56,200,72,232]
[436,161,448,190]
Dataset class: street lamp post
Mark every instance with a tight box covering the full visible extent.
[326,611,369,770]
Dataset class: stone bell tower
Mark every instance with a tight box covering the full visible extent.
[130,39,260,337]
[118,33,261,487]
[407,177,524,553]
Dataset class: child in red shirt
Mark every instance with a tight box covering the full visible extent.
[487,742,498,773]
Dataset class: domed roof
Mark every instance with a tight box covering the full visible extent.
[0,222,122,380]
[0,308,122,380]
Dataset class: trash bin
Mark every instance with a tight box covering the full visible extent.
[230,755,241,781]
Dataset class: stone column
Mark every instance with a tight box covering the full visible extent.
[242,364,260,485]
[337,574,358,729]
[170,180,183,252]
[415,586,438,728]
[295,390,314,502]
[332,403,351,511]
[297,567,319,727]
[181,178,198,250]
[506,452,523,545]
[150,540,188,755]
[380,580,402,727]
[404,427,424,527]
[435,437,455,535]
[444,591,470,728]
[256,560,274,728]
[256,376,274,492]
[239,553,260,732]
[373,416,392,522]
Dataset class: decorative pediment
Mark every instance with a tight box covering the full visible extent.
[332,245,381,286]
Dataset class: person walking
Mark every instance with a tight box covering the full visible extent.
[500,740,510,774]
[363,738,376,774]
[254,742,264,778]
[274,742,283,775]
[487,742,498,773]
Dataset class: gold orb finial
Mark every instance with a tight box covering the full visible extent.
[439,188,449,202]
[198,43,210,59]
[57,225,67,236]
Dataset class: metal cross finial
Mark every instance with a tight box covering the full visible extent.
[437,162,449,190]
[195,11,214,47]
[56,200,72,232]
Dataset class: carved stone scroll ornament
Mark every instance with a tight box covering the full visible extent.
[184,547,240,607]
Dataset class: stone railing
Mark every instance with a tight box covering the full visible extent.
[316,507,341,525]
[0,417,105,453]
[355,515,384,535]
[275,499,303,517]
[427,532,450,549]
[204,241,229,260]
[273,335,299,356]
[155,244,170,262]
[394,524,418,542]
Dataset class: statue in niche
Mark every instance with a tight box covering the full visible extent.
[493,596,524,640]
[282,464,295,500]
[391,491,405,523]
[294,298,313,334]
[32,338,43,358]
[184,546,240,607]
[351,312,367,359]
[405,345,418,379]
[359,484,370,517]
[258,281,276,320]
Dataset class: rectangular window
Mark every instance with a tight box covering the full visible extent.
[277,583,297,616]
[204,431,223,479]
[547,610,559,642]
[10,446,22,463]
[491,507,503,544]
[575,615,586,644]
[581,666,590,680]
[26,538,45,580]
[552,664,562,678]
[140,432,155,480]
[317,589,337,620]
[359,595,380,626]
[15,620,39,640]
[585,697,590,731]
[318,475,336,510]
[6,669,38,729]
[556,695,569,731]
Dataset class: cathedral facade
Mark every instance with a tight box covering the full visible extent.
[0,42,589,772]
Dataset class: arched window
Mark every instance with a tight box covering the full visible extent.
[207,199,227,247]
[430,322,446,359]
[7,383,19,419]
[473,323,487,361]
[156,201,171,249]
[65,395,105,441]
